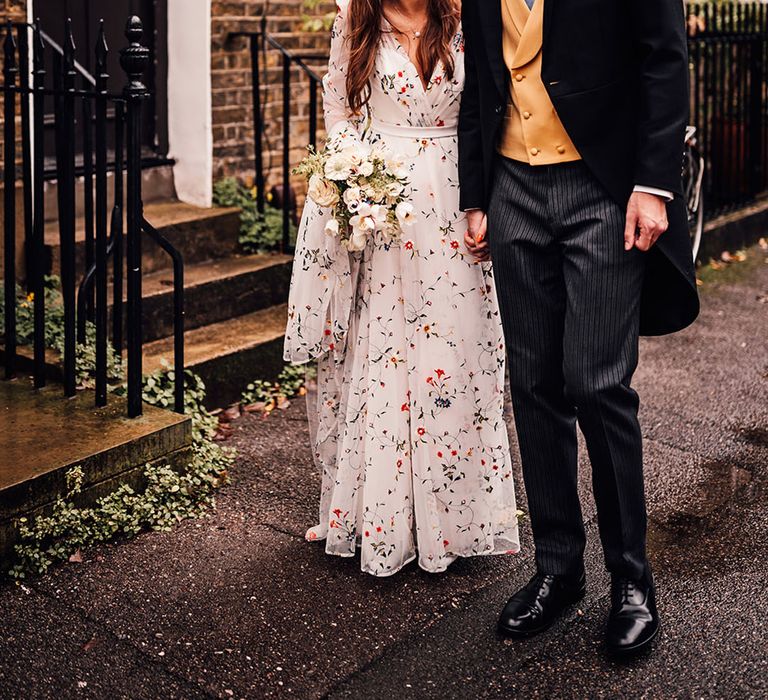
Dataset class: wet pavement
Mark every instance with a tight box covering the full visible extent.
[1,247,767,699]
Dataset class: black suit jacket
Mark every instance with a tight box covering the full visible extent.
[458,0,700,336]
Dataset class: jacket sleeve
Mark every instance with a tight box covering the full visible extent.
[628,0,689,196]
[458,1,486,211]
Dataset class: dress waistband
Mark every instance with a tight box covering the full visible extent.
[369,119,458,139]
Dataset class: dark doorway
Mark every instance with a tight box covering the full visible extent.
[35,0,168,171]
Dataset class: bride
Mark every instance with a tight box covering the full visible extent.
[284,0,520,576]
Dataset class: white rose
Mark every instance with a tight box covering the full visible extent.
[324,152,354,181]
[385,181,404,199]
[369,204,389,228]
[340,142,369,166]
[323,218,340,237]
[396,201,417,228]
[349,214,376,234]
[355,202,373,219]
[385,154,409,179]
[308,174,340,207]
[358,159,374,177]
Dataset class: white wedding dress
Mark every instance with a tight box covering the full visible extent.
[284,0,520,576]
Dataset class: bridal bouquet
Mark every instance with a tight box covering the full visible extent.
[295,137,417,252]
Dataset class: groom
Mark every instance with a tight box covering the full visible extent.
[459,0,699,654]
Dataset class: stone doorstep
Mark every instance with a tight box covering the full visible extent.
[142,304,289,409]
[112,252,293,343]
[0,378,192,527]
[0,444,194,572]
[701,196,768,260]
[44,199,242,277]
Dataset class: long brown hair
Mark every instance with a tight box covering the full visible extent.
[345,0,460,115]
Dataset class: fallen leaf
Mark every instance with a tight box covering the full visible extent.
[696,278,704,287]
[758,237,767,251]
[82,635,99,653]
[219,406,241,423]
[243,402,267,413]
[68,550,83,563]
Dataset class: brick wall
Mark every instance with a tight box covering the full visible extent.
[0,0,27,280]
[210,0,334,196]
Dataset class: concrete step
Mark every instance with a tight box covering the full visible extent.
[120,253,292,343]
[0,377,192,567]
[45,199,241,277]
[142,304,288,409]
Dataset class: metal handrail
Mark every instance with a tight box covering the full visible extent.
[229,19,328,254]
[1,16,185,417]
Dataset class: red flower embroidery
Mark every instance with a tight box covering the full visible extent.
[324,329,332,336]
[329,520,338,528]
[435,368,446,378]
[333,508,342,517]
[426,376,434,385]
[376,526,382,533]
[401,403,409,412]
[404,240,414,250]
[417,427,426,436]
[443,539,450,547]
[451,450,458,456]
[437,451,443,458]
[450,240,460,249]
[364,530,370,537]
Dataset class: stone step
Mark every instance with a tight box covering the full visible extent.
[142,304,288,409]
[119,253,293,343]
[0,377,192,567]
[45,199,241,278]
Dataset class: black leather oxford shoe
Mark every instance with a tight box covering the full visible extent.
[606,575,660,655]
[497,571,587,638]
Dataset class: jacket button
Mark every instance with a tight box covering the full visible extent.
[556,145,566,154]
[530,148,539,156]
[523,111,532,119]
[515,73,525,82]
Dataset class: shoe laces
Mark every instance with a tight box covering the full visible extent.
[620,578,635,604]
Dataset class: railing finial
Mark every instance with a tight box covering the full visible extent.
[33,17,45,70]
[63,17,75,71]
[95,19,108,83]
[119,15,149,97]
[3,20,17,72]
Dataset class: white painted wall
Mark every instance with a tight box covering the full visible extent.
[167,0,213,207]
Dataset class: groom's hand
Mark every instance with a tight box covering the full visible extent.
[464,209,490,262]
[624,192,669,252]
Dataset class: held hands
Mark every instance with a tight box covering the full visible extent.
[624,192,669,252]
[464,209,490,262]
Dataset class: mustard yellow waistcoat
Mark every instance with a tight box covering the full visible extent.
[497,0,581,164]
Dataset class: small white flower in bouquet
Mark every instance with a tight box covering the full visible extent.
[295,137,417,252]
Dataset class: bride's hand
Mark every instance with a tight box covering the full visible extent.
[464,210,490,262]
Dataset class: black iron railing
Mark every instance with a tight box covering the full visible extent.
[1,15,184,417]
[230,18,326,254]
[687,1,768,218]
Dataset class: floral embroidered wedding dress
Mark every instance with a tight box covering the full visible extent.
[284,0,520,576]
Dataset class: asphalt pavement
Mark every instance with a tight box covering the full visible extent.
[1,246,766,699]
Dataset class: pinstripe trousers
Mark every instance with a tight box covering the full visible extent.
[488,157,648,581]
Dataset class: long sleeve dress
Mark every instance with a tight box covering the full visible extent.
[284,0,520,576]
